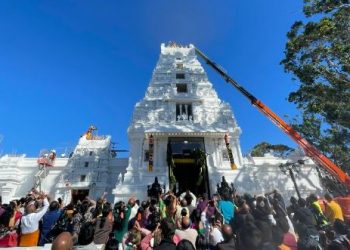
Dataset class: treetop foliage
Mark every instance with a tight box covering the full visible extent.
[250,142,294,157]
[281,0,350,172]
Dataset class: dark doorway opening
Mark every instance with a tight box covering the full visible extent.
[167,137,210,197]
[71,189,89,204]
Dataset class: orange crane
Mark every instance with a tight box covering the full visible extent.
[194,47,350,187]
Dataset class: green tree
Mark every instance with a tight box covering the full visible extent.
[250,142,294,157]
[281,0,350,172]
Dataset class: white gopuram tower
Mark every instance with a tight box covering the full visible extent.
[113,43,244,201]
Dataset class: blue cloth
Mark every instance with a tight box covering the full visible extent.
[218,200,235,224]
[39,210,62,245]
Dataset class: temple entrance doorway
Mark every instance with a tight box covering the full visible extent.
[71,189,89,204]
[167,137,210,197]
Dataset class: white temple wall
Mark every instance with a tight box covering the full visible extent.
[0,135,129,204]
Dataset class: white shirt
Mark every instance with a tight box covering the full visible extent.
[21,198,49,234]
[175,228,198,249]
[128,203,139,221]
[210,227,223,246]
[180,191,197,207]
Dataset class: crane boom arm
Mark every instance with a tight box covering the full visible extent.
[195,47,350,186]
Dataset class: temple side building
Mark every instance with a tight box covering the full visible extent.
[0,43,323,204]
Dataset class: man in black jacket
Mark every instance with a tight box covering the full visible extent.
[293,198,319,249]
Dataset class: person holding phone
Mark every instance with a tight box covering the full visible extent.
[19,193,49,246]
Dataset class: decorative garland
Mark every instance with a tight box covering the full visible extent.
[224,134,237,170]
[148,135,154,172]
[194,149,207,186]
[167,142,176,191]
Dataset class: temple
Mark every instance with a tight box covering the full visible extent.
[0,43,323,204]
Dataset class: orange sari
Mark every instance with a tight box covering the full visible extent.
[19,229,39,247]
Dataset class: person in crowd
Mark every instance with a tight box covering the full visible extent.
[327,219,350,249]
[208,213,224,247]
[164,194,182,224]
[19,192,49,246]
[218,191,235,225]
[242,193,256,212]
[138,212,162,250]
[180,190,197,208]
[124,228,142,249]
[215,224,235,250]
[105,232,119,250]
[252,196,275,226]
[177,239,196,250]
[137,201,151,228]
[286,196,298,218]
[271,225,290,250]
[94,202,113,245]
[179,199,190,219]
[154,219,177,250]
[324,193,344,223]
[175,216,198,248]
[0,201,20,247]
[292,198,316,228]
[10,200,22,224]
[233,202,254,234]
[196,194,216,219]
[266,190,287,214]
[237,222,262,250]
[196,203,221,249]
[114,198,132,248]
[128,197,139,222]
[75,221,99,250]
[52,232,73,250]
[189,208,202,232]
[4,176,350,250]
[254,220,277,249]
[308,194,328,228]
[276,217,297,250]
[268,194,295,236]
[293,198,320,250]
[39,200,62,245]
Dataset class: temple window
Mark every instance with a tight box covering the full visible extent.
[84,162,89,167]
[176,73,185,79]
[176,63,183,69]
[176,103,193,121]
[176,84,187,93]
[89,151,93,156]
[80,175,86,182]
[222,150,229,161]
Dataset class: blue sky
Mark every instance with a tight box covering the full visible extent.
[0,0,306,157]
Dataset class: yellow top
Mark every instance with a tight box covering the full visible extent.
[326,200,344,223]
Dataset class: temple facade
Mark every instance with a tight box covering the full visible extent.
[0,43,323,204]
[113,43,245,201]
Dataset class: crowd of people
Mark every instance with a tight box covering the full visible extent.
[0,177,349,250]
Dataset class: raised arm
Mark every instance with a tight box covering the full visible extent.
[32,197,49,221]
